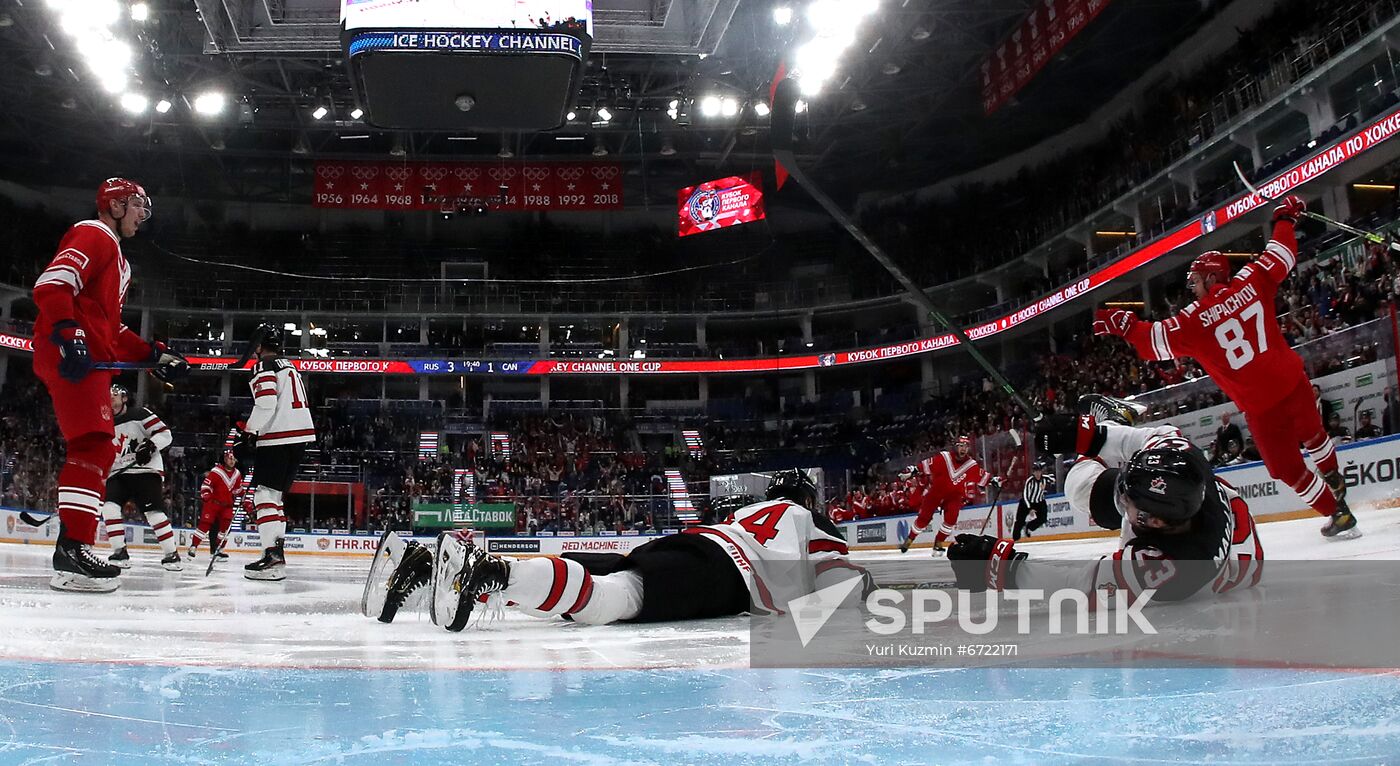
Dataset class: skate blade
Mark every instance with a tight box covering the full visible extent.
[1323,527,1364,542]
[243,565,286,581]
[162,562,184,572]
[362,530,404,619]
[109,560,131,570]
[49,573,120,593]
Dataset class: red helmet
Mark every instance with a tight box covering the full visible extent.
[1187,250,1230,285]
[96,178,151,221]
[956,435,972,450]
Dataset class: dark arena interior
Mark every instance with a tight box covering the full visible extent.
[5,0,1400,762]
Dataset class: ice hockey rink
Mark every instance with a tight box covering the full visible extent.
[3,509,1400,765]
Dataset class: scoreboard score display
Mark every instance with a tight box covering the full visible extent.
[341,0,592,130]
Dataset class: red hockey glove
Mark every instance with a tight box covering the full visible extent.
[1272,194,1306,225]
[1093,309,1137,338]
[149,341,190,384]
[50,320,91,382]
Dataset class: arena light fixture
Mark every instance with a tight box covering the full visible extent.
[129,2,149,21]
[753,101,771,117]
[595,106,613,123]
[659,138,676,156]
[699,95,721,117]
[119,91,147,114]
[193,90,226,116]
[154,97,172,114]
[311,105,329,120]
[566,110,577,121]
[773,6,793,25]
[592,140,609,157]
[350,107,364,120]
[720,97,739,117]
[1354,183,1397,191]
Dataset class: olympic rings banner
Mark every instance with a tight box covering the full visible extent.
[8,105,1400,377]
[312,161,624,211]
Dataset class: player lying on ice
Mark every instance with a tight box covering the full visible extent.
[361,469,872,630]
[947,395,1263,601]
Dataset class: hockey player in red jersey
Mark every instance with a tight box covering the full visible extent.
[363,470,871,631]
[898,436,1001,555]
[31,178,189,592]
[190,451,243,561]
[1094,195,1357,541]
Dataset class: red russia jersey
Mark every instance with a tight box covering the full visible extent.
[31,220,150,373]
[200,465,244,510]
[1124,220,1305,413]
[919,451,991,498]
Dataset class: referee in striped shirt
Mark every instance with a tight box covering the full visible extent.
[1013,458,1055,540]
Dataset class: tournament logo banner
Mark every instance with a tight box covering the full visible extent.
[677,174,766,238]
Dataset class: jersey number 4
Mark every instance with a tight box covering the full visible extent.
[737,503,790,546]
[1214,302,1269,370]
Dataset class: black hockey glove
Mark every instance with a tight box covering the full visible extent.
[51,320,91,382]
[230,428,256,463]
[1034,413,1107,456]
[133,439,156,466]
[948,534,1026,592]
[149,341,190,384]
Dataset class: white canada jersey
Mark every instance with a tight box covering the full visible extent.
[246,357,316,447]
[111,407,172,476]
[688,499,865,615]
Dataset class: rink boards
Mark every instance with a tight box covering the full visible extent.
[6,433,1400,556]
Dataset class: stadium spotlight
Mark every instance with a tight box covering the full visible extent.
[596,105,613,123]
[193,90,226,116]
[666,99,680,120]
[119,91,147,114]
[753,101,771,117]
[566,110,577,121]
[720,97,739,117]
[311,105,329,120]
[699,95,721,117]
[795,99,808,113]
[350,106,364,120]
[773,6,793,25]
[154,97,172,114]
[130,2,149,21]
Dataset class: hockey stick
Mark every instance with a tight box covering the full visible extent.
[1232,162,1400,253]
[94,325,268,373]
[770,77,1038,431]
[206,527,230,577]
[977,454,1020,535]
[17,460,144,526]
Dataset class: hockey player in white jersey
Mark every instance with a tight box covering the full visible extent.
[362,469,871,631]
[948,394,1263,601]
[101,384,181,571]
[233,325,315,581]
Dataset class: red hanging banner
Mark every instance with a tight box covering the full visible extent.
[312,161,624,212]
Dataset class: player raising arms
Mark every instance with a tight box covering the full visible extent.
[32,178,189,592]
[363,470,871,631]
[898,435,1001,555]
[233,325,315,581]
[1093,195,1358,540]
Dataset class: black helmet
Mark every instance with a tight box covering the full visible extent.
[710,494,756,522]
[1033,455,1053,470]
[1115,448,1208,526]
[255,323,284,353]
[766,469,818,509]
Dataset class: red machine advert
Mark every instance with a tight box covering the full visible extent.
[677,175,765,238]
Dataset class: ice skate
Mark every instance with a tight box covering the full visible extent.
[160,551,184,571]
[362,531,432,623]
[244,543,286,581]
[1321,502,1361,541]
[430,532,511,632]
[51,536,121,593]
[107,546,131,570]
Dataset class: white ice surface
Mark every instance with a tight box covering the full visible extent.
[0,506,1397,672]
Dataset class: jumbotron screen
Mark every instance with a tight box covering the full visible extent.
[677,174,766,238]
[341,0,593,36]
